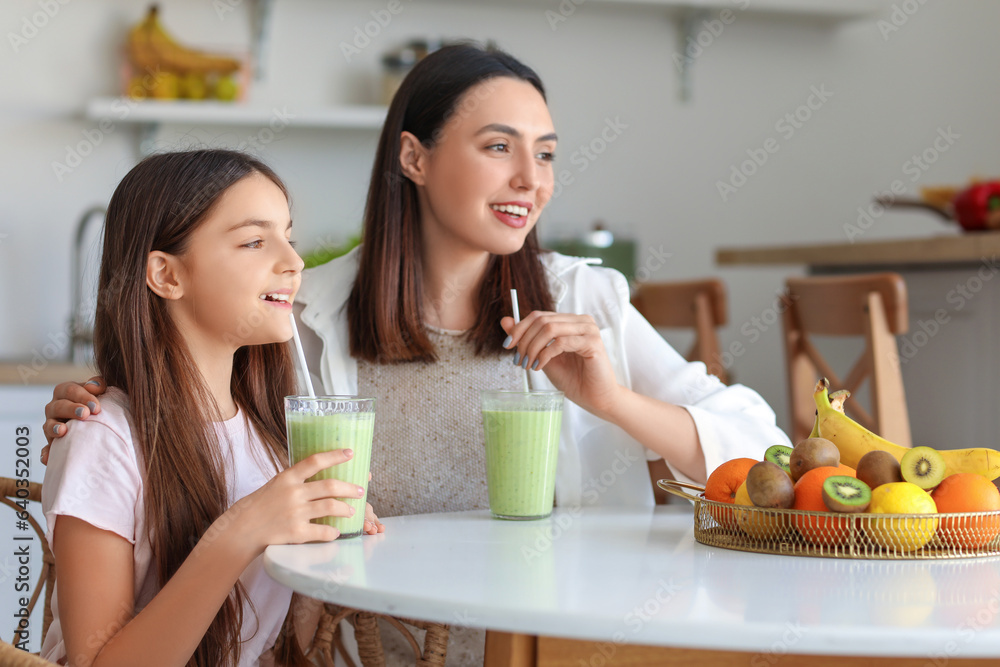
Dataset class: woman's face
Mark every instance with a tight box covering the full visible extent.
[163,173,304,351]
[411,76,557,258]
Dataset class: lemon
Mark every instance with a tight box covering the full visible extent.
[734,481,788,540]
[865,482,939,552]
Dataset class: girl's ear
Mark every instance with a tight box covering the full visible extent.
[146,251,183,299]
[399,131,429,186]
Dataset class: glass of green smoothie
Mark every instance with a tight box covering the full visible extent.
[285,396,376,539]
[480,390,564,520]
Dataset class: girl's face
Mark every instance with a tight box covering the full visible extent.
[410,77,557,258]
[164,173,303,351]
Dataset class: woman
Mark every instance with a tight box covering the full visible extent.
[44,43,789,664]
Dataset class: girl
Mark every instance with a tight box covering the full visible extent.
[44,44,789,663]
[40,149,374,667]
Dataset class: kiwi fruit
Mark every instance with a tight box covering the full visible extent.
[856,450,903,490]
[764,444,793,476]
[789,437,841,482]
[822,475,872,513]
[900,446,947,490]
[745,460,795,509]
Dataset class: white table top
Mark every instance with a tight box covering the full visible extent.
[264,506,1000,658]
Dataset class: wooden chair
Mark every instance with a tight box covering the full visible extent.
[277,602,449,667]
[632,279,729,504]
[782,273,911,447]
[0,478,54,652]
[0,641,58,665]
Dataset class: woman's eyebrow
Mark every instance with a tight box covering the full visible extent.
[475,123,558,143]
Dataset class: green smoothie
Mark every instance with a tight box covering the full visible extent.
[286,400,376,539]
[482,401,562,520]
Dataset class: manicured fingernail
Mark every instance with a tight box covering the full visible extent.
[52,424,61,435]
[85,380,100,387]
[75,407,85,418]
[357,486,365,496]
[513,352,521,365]
[343,449,353,457]
[502,335,513,348]
[87,401,97,413]
[532,359,540,370]
[350,506,356,516]
[521,356,530,369]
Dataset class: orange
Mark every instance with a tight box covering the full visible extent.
[704,458,757,529]
[792,466,850,546]
[837,463,857,477]
[931,473,1000,550]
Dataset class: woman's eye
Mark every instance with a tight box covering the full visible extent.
[287,239,298,249]
[244,239,263,249]
[486,143,508,153]
[536,151,556,162]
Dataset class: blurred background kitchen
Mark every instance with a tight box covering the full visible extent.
[1,1,999,646]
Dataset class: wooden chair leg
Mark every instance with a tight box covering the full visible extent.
[484,631,536,667]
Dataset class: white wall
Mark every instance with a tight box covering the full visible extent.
[2,0,999,436]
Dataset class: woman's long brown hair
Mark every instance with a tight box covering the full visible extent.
[348,43,555,363]
[94,149,298,666]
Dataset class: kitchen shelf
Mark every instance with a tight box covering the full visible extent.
[85,98,387,130]
[460,0,881,23]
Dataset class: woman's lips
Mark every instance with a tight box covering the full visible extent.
[490,207,528,229]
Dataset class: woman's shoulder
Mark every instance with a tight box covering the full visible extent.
[297,245,361,309]
[541,251,631,316]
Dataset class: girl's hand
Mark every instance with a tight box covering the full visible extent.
[501,312,625,419]
[41,376,107,462]
[221,449,363,557]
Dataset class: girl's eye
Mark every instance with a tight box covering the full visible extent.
[287,239,298,248]
[536,151,556,162]
[244,239,263,249]
[486,143,508,153]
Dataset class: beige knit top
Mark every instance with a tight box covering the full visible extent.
[358,325,526,518]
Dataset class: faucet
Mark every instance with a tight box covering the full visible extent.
[69,206,106,365]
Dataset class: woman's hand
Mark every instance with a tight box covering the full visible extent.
[363,503,384,534]
[41,376,107,463]
[501,312,625,419]
[220,449,362,557]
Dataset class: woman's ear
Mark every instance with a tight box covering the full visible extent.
[146,251,183,299]
[399,131,428,186]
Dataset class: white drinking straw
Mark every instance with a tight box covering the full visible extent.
[288,312,316,397]
[510,289,530,393]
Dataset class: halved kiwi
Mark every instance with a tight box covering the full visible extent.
[822,475,872,513]
[900,446,946,491]
[764,444,793,476]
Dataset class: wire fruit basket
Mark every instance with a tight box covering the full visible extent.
[659,480,1000,560]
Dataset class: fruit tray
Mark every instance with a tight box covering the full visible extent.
[659,480,1000,560]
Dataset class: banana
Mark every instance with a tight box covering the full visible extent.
[127,5,241,76]
[807,389,848,439]
[813,378,1000,481]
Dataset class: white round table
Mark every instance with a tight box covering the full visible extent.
[264,506,1000,662]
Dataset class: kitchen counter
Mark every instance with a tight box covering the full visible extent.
[0,362,95,386]
[716,232,1000,270]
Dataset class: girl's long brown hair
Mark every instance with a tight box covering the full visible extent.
[348,43,555,363]
[94,149,298,666]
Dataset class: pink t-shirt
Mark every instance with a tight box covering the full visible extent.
[40,388,292,666]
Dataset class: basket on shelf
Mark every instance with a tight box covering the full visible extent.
[660,479,1000,560]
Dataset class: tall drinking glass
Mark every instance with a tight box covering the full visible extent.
[481,390,564,520]
[285,396,376,539]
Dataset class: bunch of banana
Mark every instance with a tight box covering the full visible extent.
[127,4,240,76]
[813,378,1000,480]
